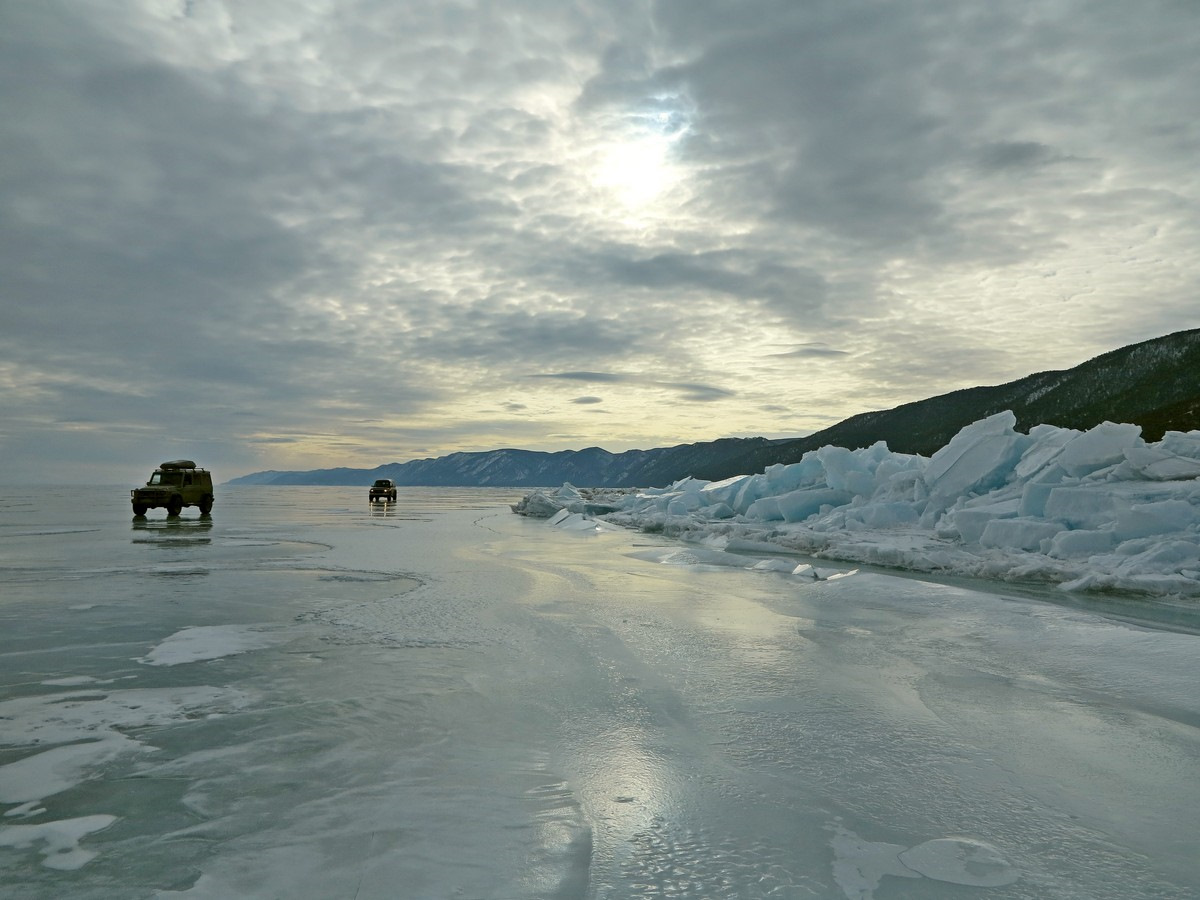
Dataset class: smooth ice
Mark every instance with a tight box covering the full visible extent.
[1,485,1199,898]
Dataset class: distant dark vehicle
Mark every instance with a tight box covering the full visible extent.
[131,460,214,517]
[369,478,397,503]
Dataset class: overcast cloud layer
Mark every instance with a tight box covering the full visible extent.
[2,0,1198,483]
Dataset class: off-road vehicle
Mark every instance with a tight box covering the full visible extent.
[369,478,397,503]
[131,460,214,516]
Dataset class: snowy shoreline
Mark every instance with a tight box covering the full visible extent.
[513,411,1200,599]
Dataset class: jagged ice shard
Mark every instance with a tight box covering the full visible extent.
[515,411,1200,598]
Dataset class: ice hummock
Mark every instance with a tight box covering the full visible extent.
[514,411,1200,597]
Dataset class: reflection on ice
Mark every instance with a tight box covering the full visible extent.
[131,519,213,538]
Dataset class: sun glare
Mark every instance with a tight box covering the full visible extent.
[590,106,688,210]
[594,134,678,207]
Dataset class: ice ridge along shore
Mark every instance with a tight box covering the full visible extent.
[512,411,1200,598]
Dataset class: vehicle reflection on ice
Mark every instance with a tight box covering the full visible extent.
[131,517,213,541]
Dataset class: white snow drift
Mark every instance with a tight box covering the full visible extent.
[513,411,1200,598]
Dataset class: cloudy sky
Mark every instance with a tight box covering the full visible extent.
[2,0,1198,483]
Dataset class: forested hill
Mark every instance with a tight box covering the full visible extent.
[721,326,1200,478]
[229,327,1200,488]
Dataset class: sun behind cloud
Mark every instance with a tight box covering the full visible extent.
[589,104,689,211]
[593,132,677,206]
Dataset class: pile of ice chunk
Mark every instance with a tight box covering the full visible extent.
[514,412,1200,598]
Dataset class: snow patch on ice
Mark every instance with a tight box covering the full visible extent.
[829,826,919,899]
[137,624,291,666]
[0,686,252,811]
[0,733,145,805]
[899,837,1020,887]
[0,686,252,749]
[0,814,117,870]
[830,825,1018,898]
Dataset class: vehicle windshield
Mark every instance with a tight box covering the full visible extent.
[374,480,391,487]
[149,471,183,486]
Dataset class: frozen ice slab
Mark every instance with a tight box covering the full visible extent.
[520,411,1200,596]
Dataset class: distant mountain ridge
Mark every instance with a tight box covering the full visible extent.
[229,438,780,488]
[229,327,1200,488]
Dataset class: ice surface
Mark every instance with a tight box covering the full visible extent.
[2,485,1198,898]
[517,411,1200,597]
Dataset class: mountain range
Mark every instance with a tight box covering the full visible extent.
[229,327,1200,489]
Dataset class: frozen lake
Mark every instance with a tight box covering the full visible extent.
[2,485,1198,899]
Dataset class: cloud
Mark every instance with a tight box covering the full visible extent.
[2,0,1198,481]
[977,141,1061,171]
[530,372,734,403]
[770,344,850,359]
[530,372,626,383]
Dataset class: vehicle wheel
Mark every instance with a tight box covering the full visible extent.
[167,496,183,516]
[132,504,147,516]
[199,496,213,514]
